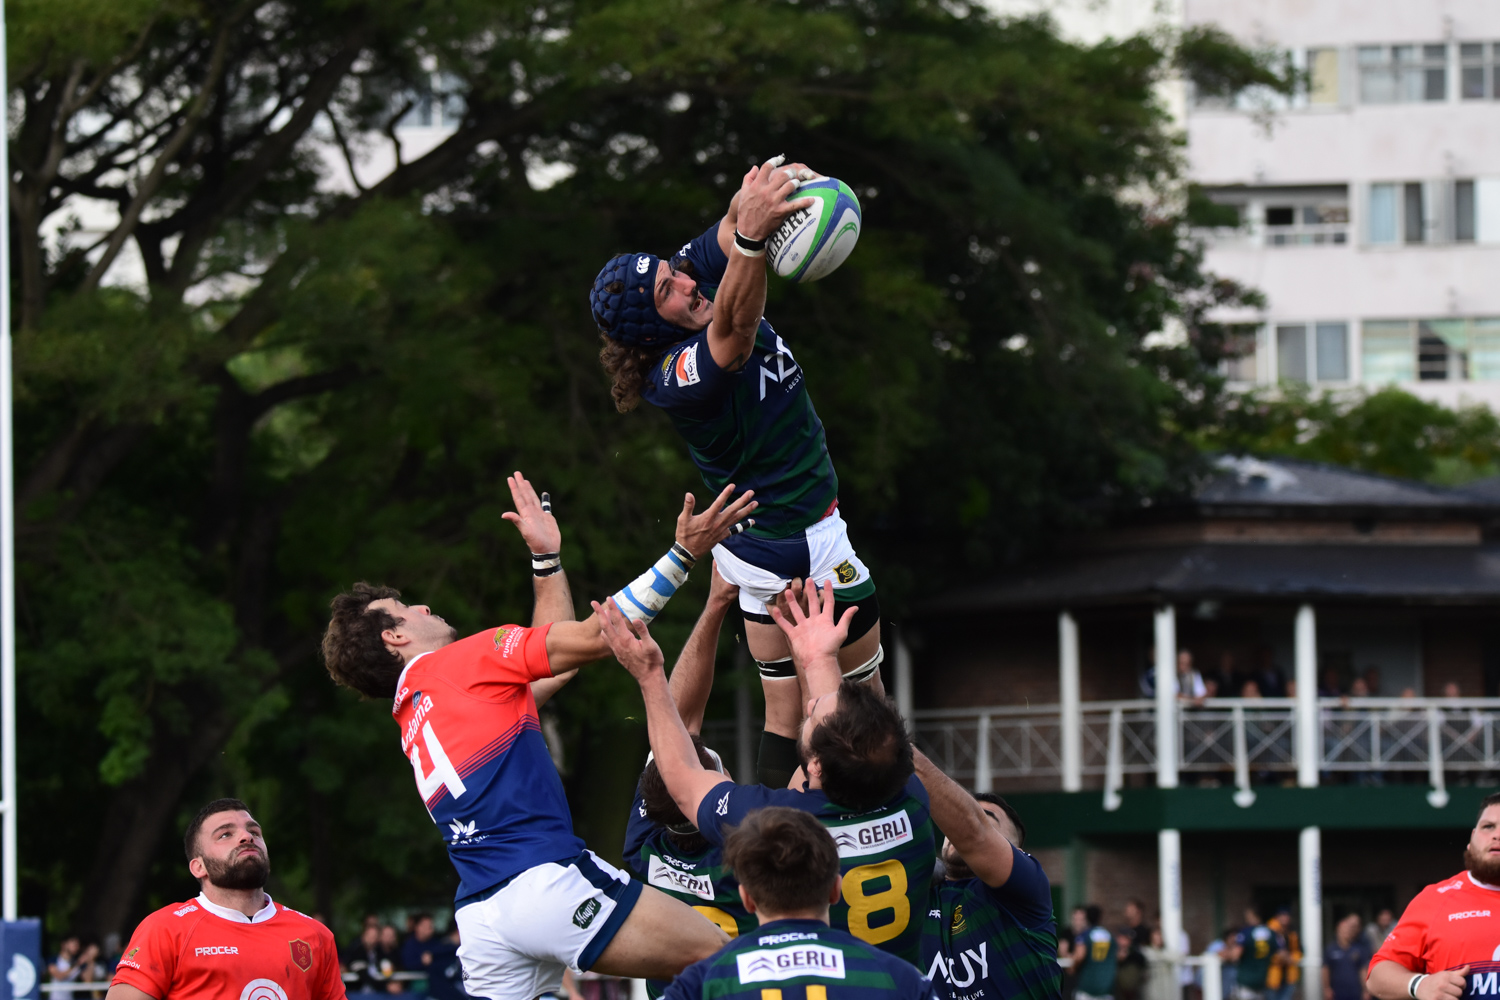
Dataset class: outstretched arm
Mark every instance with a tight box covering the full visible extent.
[502,472,581,707]
[670,564,740,734]
[543,485,756,673]
[596,600,728,822]
[914,748,1016,887]
[706,157,815,372]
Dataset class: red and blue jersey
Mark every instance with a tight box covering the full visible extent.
[1372,871,1500,997]
[391,624,584,899]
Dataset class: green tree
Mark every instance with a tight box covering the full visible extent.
[7,0,1285,941]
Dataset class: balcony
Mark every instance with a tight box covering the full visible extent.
[913,696,1500,808]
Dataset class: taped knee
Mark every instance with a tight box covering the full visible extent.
[757,656,795,679]
[841,644,884,684]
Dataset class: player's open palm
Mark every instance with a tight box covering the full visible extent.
[675,485,757,558]
[501,471,561,555]
[593,599,665,682]
[771,577,856,673]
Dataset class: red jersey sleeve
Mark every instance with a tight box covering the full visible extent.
[312,923,346,1000]
[111,908,178,998]
[1372,893,1432,973]
[478,623,554,686]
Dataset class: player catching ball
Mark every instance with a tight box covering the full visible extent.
[590,156,883,789]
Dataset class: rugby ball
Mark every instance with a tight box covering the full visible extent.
[767,177,862,283]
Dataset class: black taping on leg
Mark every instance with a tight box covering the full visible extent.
[836,591,881,648]
[757,731,801,789]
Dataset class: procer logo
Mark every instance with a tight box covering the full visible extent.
[196,947,240,957]
[735,946,846,983]
[831,812,913,858]
[1450,910,1492,921]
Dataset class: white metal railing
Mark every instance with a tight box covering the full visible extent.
[913,697,1500,804]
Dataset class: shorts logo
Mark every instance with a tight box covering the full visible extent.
[715,791,731,817]
[833,560,857,584]
[289,939,313,972]
[195,947,240,956]
[239,979,288,1000]
[674,343,701,387]
[635,256,651,275]
[1450,910,1491,921]
[174,905,199,917]
[573,899,601,929]
[735,946,846,983]
[647,856,714,900]
[831,812,913,858]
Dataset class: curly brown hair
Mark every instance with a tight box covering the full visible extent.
[599,336,667,413]
[321,582,404,699]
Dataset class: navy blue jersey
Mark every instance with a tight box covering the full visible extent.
[624,788,755,937]
[696,776,937,964]
[661,918,940,1000]
[638,225,839,539]
[921,846,1063,1000]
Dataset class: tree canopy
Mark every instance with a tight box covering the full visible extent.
[8,0,1282,941]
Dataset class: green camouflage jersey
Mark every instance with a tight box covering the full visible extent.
[661,918,940,1000]
[696,776,937,965]
[921,846,1062,1000]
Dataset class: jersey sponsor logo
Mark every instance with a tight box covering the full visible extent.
[240,979,289,1000]
[757,337,801,401]
[393,686,409,714]
[735,945,846,983]
[117,961,141,970]
[573,899,601,929]
[174,905,199,917]
[1440,880,1467,893]
[125,949,138,960]
[675,343,701,387]
[195,947,240,956]
[929,909,942,919]
[289,940,313,973]
[1451,910,1492,921]
[401,692,436,753]
[757,932,821,946]
[449,819,480,844]
[493,627,523,658]
[834,560,857,584]
[635,256,651,275]
[1474,972,1500,995]
[928,943,990,989]
[715,791,731,817]
[831,812,913,858]
[647,855,714,900]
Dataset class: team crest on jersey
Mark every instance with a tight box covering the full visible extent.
[834,560,857,584]
[493,627,523,657]
[951,904,968,935]
[674,343,701,387]
[288,939,313,972]
[125,948,138,960]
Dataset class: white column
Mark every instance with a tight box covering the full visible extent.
[1300,827,1323,1000]
[976,714,993,793]
[1155,605,1178,788]
[1295,604,1319,788]
[1060,610,1082,792]
[1159,829,1184,960]
[894,627,914,731]
[0,1,17,923]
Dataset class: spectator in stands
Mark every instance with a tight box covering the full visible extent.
[1178,651,1208,706]
[1206,929,1237,1000]
[1364,908,1395,952]
[1323,912,1371,1000]
[49,936,83,982]
[1240,680,1262,699]
[1265,909,1301,1000]
[342,923,385,995]
[1061,907,1088,1000]
[1225,905,1287,1000]
[377,925,404,993]
[1115,900,1150,1000]
[400,913,439,974]
[1362,668,1382,697]
[1071,905,1118,1000]
[426,927,465,1000]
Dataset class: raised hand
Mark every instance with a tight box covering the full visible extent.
[770,578,857,678]
[501,471,561,555]
[734,155,818,242]
[592,598,665,682]
[675,485,757,558]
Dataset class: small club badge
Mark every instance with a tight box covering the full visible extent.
[288,940,313,973]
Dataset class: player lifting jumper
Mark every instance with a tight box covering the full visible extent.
[590,156,883,788]
[320,474,753,998]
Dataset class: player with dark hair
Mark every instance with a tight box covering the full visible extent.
[913,751,1061,1000]
[589,156,883,790]
[663,807,939,1000]
[1367,792,1500,1000]
[320,474,755,998]
[107,799,343,1000]
[597,579,935,964]
[1071,906,1118,1000]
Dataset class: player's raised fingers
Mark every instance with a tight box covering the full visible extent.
[836,606,858,633]
[702,482,736,516]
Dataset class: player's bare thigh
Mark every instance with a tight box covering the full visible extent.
[750,620,883,738]
[588,883,729,979]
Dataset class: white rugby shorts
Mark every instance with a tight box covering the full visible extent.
[712,509,874,617]
[454,850,641,999]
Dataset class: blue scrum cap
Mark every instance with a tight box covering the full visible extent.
[589,252,687,348]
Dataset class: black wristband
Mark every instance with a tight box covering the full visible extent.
[734,229,767,252]
[532,552,561,577]
[671,541,698,567]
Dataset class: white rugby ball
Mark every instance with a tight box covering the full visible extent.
[767,177,862,283]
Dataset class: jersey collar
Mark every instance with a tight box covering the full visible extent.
[392,651,433,710]
[196,892,277,924]
[1467,871,1500,891]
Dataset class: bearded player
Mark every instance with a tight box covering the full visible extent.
[107,799,343,1000]
[590,156,883,789]
[1367,793,1500,1000]
[320,475,753,998]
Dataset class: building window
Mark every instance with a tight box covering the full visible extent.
[1358,44,1447,103]
[1368,184,1398,243]
[1221,326,1260,382]
[1275,322,1348,382]
[1361,319,1500,382]
[1456,180,1477,242]
[1460,43,1500,99]
[1307,48,1341,105]
[1403,182,1426,243]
